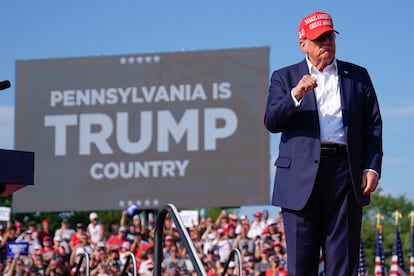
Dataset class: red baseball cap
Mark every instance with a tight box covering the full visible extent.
[253,211,262,217]
[298,11,338,40]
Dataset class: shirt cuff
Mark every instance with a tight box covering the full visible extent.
[291,89,302,107]
[364,168,379,179]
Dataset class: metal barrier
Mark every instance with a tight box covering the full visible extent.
[74,250,90,276]
[154,203,207,275]
[122,252,138,276]
[221,248,243,276]
[75,249,137,276]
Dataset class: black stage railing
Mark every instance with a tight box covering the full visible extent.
[154,203,207,275]
[74,251,90,276]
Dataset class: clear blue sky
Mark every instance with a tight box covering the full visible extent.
[0,1,412,218]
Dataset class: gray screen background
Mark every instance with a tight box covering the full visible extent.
[13,47,270,212]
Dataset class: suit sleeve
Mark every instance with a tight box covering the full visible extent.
[362,69,383,178]
[264,69,299,133]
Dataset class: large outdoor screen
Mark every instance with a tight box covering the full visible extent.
[13,47,270,212]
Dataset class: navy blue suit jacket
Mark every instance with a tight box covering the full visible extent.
[264,59,383,211]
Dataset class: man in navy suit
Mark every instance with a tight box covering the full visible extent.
[264,11,382,275]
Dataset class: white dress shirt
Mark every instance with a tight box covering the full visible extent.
[291,57,379,177]
[292,57,346,145]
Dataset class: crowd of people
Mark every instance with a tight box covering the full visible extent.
[0,208,288,276]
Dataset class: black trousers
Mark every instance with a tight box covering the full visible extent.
[282,154,362,276]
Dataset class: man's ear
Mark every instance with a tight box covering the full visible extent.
[299,40,307,53]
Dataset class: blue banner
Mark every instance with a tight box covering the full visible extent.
[6,242,29,257]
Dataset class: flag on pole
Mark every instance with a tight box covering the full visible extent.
[375,225,387,276]
[390,225,407,276]
[410,224,414,276]
[359,236,368,276]
[319,247,325,276]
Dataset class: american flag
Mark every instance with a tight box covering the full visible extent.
[319,247,325,276]
[375,225,387,276]
[359,236,368,276]
[410,225,414,276]
[390,225,407,276]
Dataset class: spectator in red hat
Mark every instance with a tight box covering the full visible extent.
[225,224,237,247]
[247,211,265,239]
[257,227,274,253]
[40,236,55,264]
[38,219,54,247]
[118,240,132,267]
[273,240,287,270]
[14,221,24,236]
[139,256,154,276]
[212,228,232,268]
[162,234,176,258]
[254,248,272,275]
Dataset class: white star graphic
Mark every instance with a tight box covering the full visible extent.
[128,57,135,64]
[144,56,152,63]
[153,56,160,63]
[136,56,144,63]
[119,57,127,64]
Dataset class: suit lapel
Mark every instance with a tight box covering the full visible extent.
[297,59,320,134]
[298,59,317,111]
[337,60,351,128]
